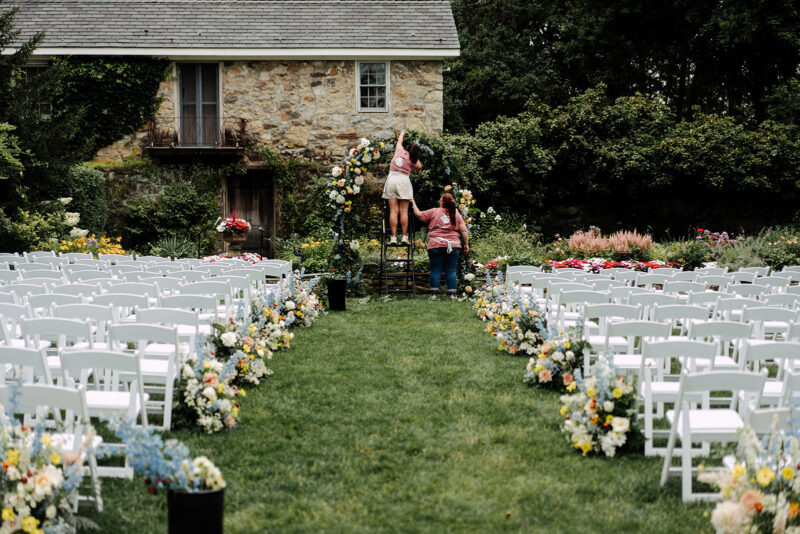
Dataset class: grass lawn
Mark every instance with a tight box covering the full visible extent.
[85,298,713,533]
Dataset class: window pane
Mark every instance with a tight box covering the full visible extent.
[360,63,369,76]
[360,97,369,108]
[376,97,385,109]
[201,64,218,103]
[201,104,217,145]
[181,105,197,145]
[375,69,385,85]
[181,65,196,103]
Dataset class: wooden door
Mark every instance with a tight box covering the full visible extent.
[223,169,276,257]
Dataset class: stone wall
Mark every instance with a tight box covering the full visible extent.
[93,60,443,164]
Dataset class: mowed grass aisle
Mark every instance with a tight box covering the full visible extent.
[88,299,711,533]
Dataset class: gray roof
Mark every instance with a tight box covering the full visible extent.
[12,0,460,52]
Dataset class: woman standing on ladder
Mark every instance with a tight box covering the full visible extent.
[383,130,422,244]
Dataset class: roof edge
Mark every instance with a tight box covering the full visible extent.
[8,47,460,60]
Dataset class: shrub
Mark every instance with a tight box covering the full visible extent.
[118,183,219,254]
[666,241,711,270]
[565,227,653,261]
[471,230,542,265]
[758,232,800,270]
[53,164,107,235]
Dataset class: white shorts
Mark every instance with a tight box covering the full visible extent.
[382,171,413,200]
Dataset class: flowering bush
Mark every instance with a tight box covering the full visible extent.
[559,355,638,457]
[545,258,681,272]
[469,256,510,277]
[201,253,263,264]
[216,216,251,235]
[695,228,745,247]
[472,274,509,321]
[47,234,126,256]
[0,398,88,534]
[523,328,587,391]
[210,306,273,387]
[564,226,654,261]
[699,425,800,534]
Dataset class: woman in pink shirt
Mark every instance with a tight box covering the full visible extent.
[412,193,470,299]
[383,130,422,244]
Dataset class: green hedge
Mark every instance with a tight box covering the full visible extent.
[57,164,107,235]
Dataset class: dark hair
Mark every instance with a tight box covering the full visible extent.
[408,142,421,165]
[440,193,457,227]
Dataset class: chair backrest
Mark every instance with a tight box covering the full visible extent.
[106,282,161,298]
[0,346,52,383]
[21,317,93,349]
[676,369,765,412]
[16,263,54,273]
[687,291,722,308]
[50,283,98,297]
[728,272,756,284]
[98,253,133,262]
[506,265,543,275]
[61,252,94,261]
[688,320,753,343]
[159,294,218,314]
[671,271,700,282]
[224,269,264,285]
[134,255,170,263]
[27,293,83,315]
[139,276,183,292]
[741,306,798,323]
[771,271,800,282]
[19,269,64,280]
[740,341,800,374]
[558,290,610,307]
[8,283,50,298]
[696,275,733,290]
[0,303,31,344]
[60,349,144,416]
[609,286,649,303]
[605,320,670,353]
[612,270,638,284]
[72,271,114,283]
[745,407,791,435]
[583,303,642,322]
[0,383,91,444]
[753,276,792,292]
[663,281,706,295]
[0,270,21,285]
[694,267,729,275]
[628,293,679,310]
[62,264,100,275]
[763,294,800,309]
[193,265,229,276]
[178,281,233,303]
[589,279,625,291]
[635,273,673,288]
[109,323,179,349]
[136,307,199,329]
[641,339,717,377]
[651,304,710,323]
[90,293,149,321]
[108,264,143,275]
[741,266,770,276]
[175,271,207,283]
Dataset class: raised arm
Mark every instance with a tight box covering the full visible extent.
[396,130,406,149]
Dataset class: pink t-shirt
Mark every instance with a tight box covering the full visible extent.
[389,143,413,175]
[418,207,464,250]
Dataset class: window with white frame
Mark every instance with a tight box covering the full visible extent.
[357,61,389,112]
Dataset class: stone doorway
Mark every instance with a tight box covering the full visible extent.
[222,168,277,257]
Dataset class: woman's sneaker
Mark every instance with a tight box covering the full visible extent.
[388,236,397,245]
[401,235,410,245]
[448,292,458,300]
[429,293,438,300]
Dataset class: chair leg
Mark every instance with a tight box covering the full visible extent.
[681,435,693,502]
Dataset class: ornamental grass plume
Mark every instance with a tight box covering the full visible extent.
[607,230,653,254]
[568,227,608,255]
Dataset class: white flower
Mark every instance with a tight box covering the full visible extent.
[349,239,360,251]
[331,167,342,177]
[611,417,629,433]
[45,505,56,519]
[64,212,80,226]
[565,350,575,361]
[328,190,338,200]
[494,215,502,222]
[354,176,364,186]
[352,185,361,194]
[216,222,227,232]
[360,137,370,147]
[362,154,372,164]
[480,212,486,219]
[58,197,72,205]
[603,401,614,412]
[486,206,495,214]
[285,300,296,310]
[220,332,238,347]
[464,273,475,281]
[202,387,217,402]
[335,195,346,204]
[552,351,564,362]
[69,227,88,238]
[349,148,357,156]
[710,501,750,534]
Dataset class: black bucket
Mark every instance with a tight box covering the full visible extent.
[167,488,224,534]
[327,277,347,311]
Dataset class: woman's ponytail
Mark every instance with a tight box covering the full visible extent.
[440,193,457,227]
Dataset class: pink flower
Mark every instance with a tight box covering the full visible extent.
[539,369,552,382]
[739,489,763,511]
[563,373,573,385]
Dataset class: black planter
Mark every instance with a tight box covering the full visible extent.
[327,277,347,311]
[167,488,224,534]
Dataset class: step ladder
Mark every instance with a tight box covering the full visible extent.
[378,200,416,297]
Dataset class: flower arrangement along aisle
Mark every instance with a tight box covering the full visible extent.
[488,292,548,356]
[523,327,588,392]
[559,355,639,457]
[0,400,91,533]
[699,424,800,534]
[472,272,509,321]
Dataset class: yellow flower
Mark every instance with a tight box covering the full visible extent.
[587,387,597,398]
[21,516,40,533]
[564,342,571,349]
[203,361,210,370]
[756,466,775,487]
[783,466,795,480]
[4,449,19,467]
[41,434,52,447]
[560,405,568,416]
[232,406,239,418]
[732,463,746,481]
[566,381,577,392]
[1,508,14,521]
[217,384,224,394]
[580,441,592,455]
[239,389,246,397]
[50,452,61,466]
[612,387,623,399]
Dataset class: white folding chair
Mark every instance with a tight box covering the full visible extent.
[51,283,98,298]
[159,294,219,324]
[27,293,83,317]
[713,297,761,321]
[108,323,179,430]
[695,275,733,291]
[21,317,95,373]
[741,306,798,340]
[0,345,53,384]
[687,320,751,371]
[91,293,149,322]
[651,304,710,340]
[0,383,103,511]
[635,272,673,290]
[639,340,717,456]
[551,289,609,328]
[178,281,234,316]
[581,303,642,351]
[599,320,670,373]
[671,271,700,282]
[52,303,115,350]
[663,281,706,303]
[739,341,800,407]
[660,369,765,502]
[136,307,205,346]
[628,293,679,318]
[694,267,728,275]
[741,266,770,277]
[752,275,792,294]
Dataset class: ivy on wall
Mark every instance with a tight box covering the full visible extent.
[50,56,170,159]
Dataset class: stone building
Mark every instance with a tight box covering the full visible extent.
[16,0,460,162]
[14,0,460,251]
